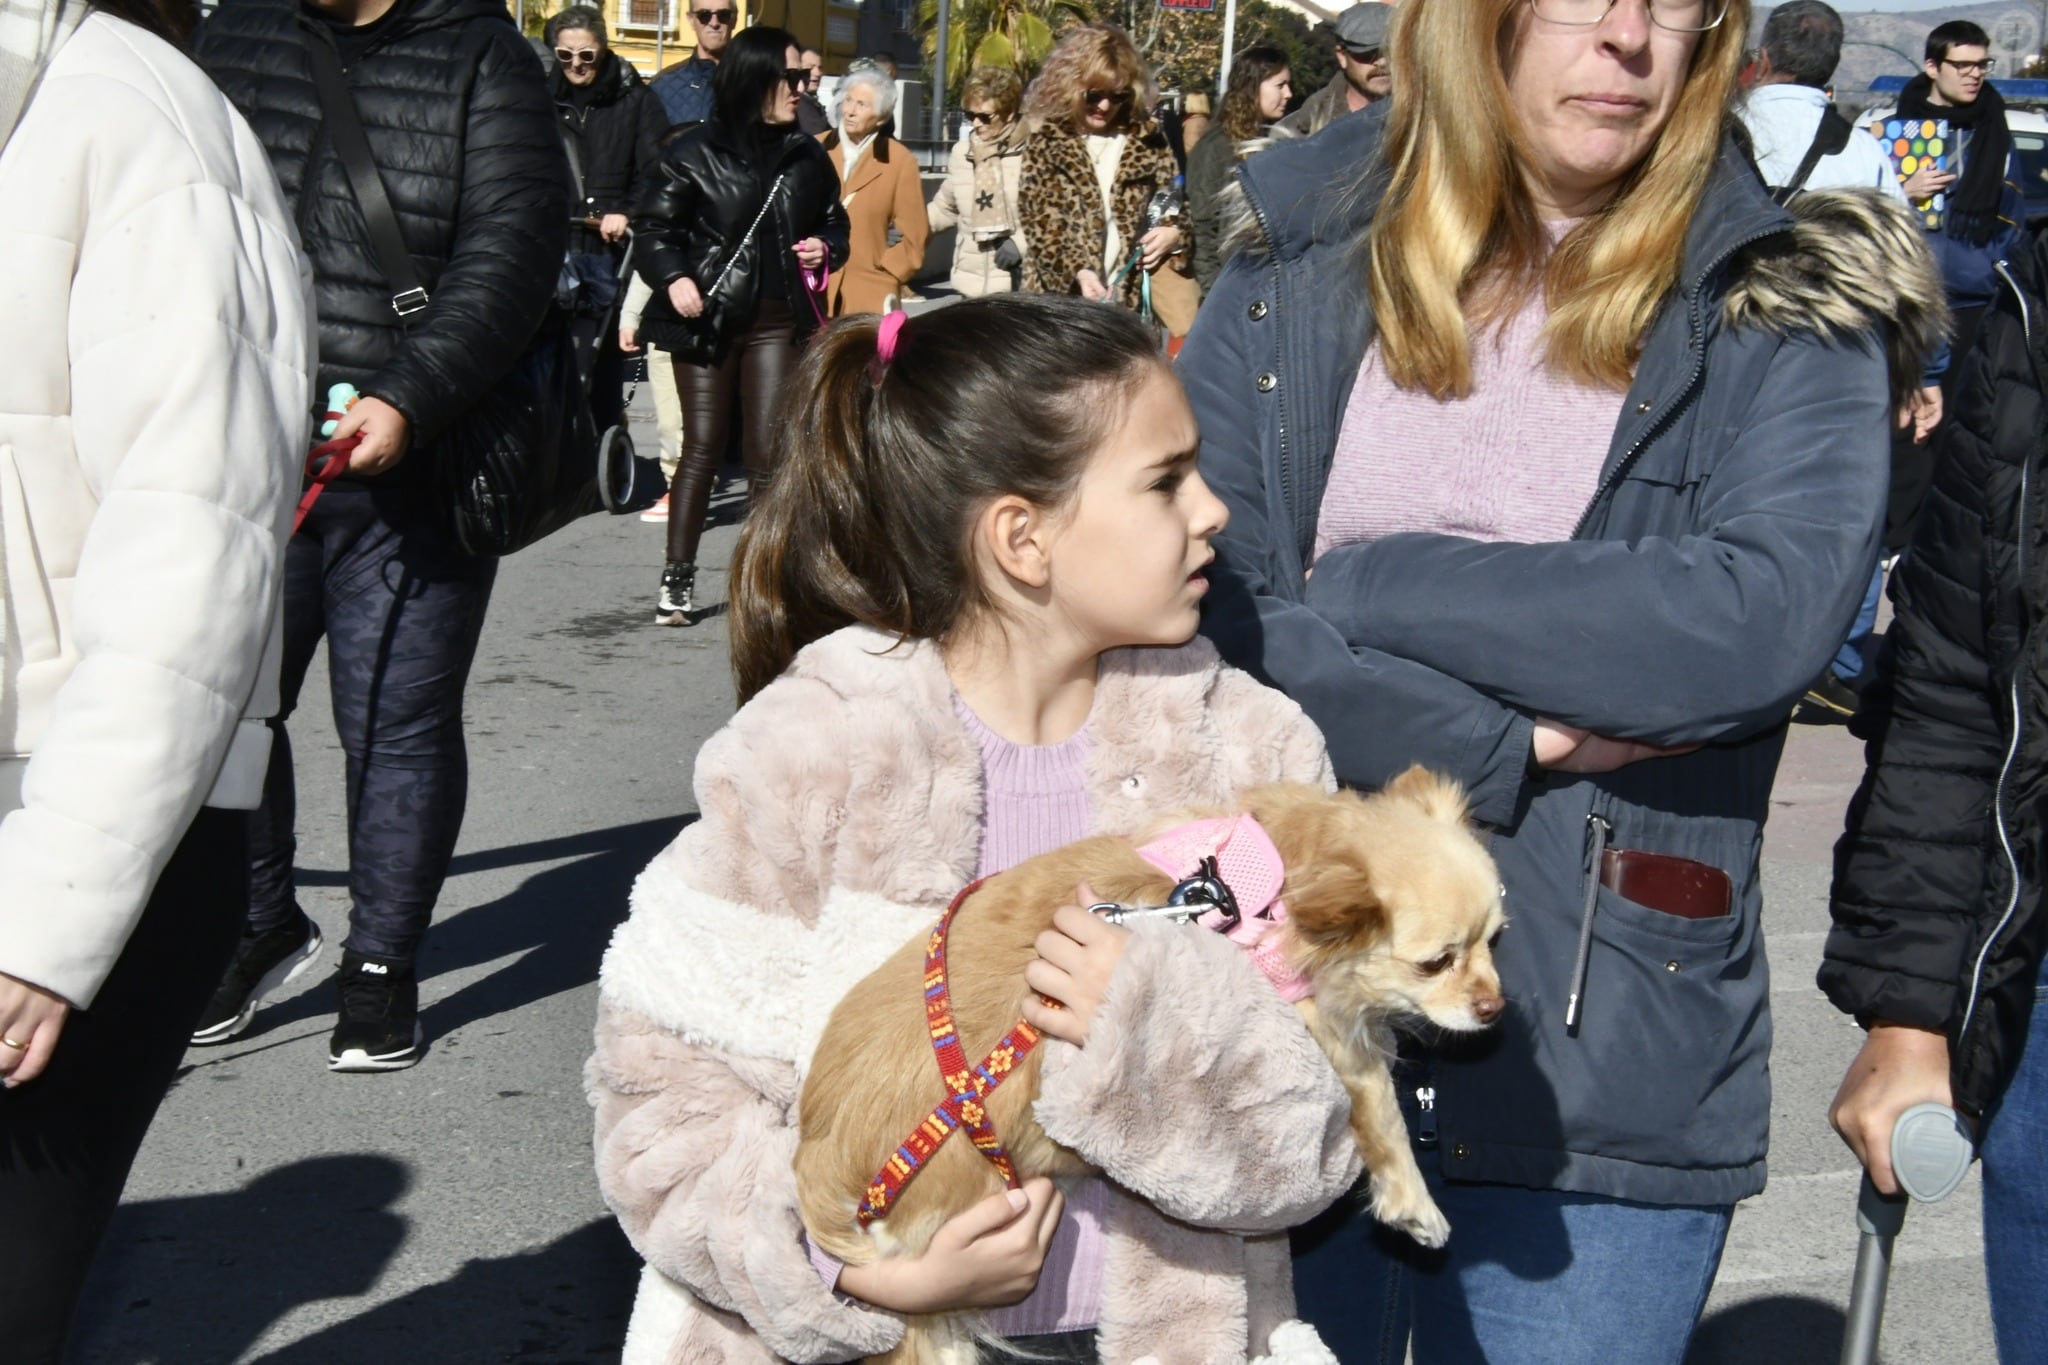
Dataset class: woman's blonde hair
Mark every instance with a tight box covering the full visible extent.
[1023,23,1156,134]
[1367,0,1751,396]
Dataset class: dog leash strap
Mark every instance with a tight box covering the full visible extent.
[856,879,1043,1227]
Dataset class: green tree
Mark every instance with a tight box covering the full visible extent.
[1087,0,1331,109]
[916,0,1097,100]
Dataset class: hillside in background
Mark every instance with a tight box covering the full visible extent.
[1782,1,2047,107]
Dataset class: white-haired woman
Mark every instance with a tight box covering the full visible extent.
[819,66,928,315]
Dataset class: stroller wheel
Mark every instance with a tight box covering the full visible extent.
[599,426,637,513]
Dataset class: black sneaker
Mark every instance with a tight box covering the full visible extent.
[329,949,422,1072]
[655,561,696,627]
[190,910,324,1045]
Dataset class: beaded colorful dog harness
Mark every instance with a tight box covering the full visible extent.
[856,878,1043,1227]
[855,816,1302,1227]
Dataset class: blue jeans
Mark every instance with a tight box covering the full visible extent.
[1981,956,2048,1361]
[1832,562,1885,683]
[1292,1150,1731,1364]
[247,487,497,963]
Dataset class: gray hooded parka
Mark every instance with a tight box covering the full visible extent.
[1184,108,1945,1205]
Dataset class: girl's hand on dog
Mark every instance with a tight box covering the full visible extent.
[1021,887,1130,1047]
[835,1178,1065,1312]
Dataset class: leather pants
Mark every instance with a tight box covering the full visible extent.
[665,297,796,565]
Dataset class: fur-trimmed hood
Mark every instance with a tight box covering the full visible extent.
[1217,108,1946,405]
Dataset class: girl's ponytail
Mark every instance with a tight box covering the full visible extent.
[729,294,1166,705]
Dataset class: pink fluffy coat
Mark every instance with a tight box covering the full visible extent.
[587,626,1361,1364]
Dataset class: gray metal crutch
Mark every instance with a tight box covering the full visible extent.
[1839,1101,1977,1365]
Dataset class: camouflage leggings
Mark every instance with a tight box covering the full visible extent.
[246,486,497,963]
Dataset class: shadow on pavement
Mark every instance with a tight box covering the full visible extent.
[1685,1293,1845,1362]
[73,1154,638,1364]
[72,1154,410,1364]
[249,1217,638,1364]
[235,816,690,1046]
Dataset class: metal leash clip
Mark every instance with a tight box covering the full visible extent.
[1088,857,1242,930]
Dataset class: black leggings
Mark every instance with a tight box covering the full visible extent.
[664,298,798,565]
[0,809,246,1364]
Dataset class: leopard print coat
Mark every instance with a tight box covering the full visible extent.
[1020,118,1186,309]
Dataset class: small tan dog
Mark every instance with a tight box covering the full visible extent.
[795,768,1506,1362]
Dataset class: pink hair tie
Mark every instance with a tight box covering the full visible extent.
[875,310,909,375]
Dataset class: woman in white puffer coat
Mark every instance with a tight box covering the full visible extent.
[0,0,313,1356]
[925,65,1030,297]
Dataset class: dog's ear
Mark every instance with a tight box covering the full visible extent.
[1382,765,1471,827]
[1281,855,1387,960]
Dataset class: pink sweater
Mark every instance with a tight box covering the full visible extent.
[809,698,1110,1338]
[1314,290,1625,558]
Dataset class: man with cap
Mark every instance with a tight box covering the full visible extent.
[1280,3,1391,138]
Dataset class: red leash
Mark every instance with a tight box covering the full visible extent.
[856,878,1044,1227]
[293,435,358,536]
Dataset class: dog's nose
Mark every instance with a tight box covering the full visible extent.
[1472,995,1504,1024]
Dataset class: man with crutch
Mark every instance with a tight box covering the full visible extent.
[1823,228,2048,1361]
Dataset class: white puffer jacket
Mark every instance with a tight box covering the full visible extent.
[0,12,315,1007]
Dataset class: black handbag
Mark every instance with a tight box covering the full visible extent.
[304,29,599,558]
[661,171,787,361]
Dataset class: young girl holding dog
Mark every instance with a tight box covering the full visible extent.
[587,294,1362,1365]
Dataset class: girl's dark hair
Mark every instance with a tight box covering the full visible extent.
[713,25,799,132]
[1216,46,1290,142]
[90,0,198,46]
[730,295,1168,705]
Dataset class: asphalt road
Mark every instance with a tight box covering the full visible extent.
[68,395,1995,1364]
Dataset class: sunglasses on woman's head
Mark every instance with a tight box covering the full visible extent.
[691,7,733,25]
[1085,88,1133,109]
[555,47,600,66]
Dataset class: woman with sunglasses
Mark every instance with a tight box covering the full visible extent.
[633,25,848,625]
[1181,0,1942,1358]
[1018,23,1187,309]
[925,66,1030,297]
[546,6,668,435]
[818,66,930,315]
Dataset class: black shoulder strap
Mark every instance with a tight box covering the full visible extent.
[303,28,431,320]
[1773,107,1856,204]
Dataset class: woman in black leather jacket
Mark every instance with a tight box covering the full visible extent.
[632,24,848,626]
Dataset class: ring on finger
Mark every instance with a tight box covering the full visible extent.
[1,1035,28,1051]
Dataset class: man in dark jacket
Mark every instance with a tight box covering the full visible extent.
[1277,3,1390,139]
[1824,234,2048,1360]
[648,0,728,126]
[795,46,829,135]
[546,5,667,430]
[190,0,567,1072]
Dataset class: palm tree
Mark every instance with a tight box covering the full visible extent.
[915,0,1095,100]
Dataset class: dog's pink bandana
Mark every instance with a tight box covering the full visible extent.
[1136,815,1313,1002]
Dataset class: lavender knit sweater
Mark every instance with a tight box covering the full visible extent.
[1314,295,1626,557]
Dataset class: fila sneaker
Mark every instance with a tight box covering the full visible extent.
[328,949,422,1072]
[191,909,324,1045]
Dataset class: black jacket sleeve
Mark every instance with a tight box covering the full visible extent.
[1820,317,2015,1030]
[367,25,569,442]
[633,139,707,289]
[618,85,671,219]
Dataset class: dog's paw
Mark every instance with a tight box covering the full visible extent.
[1368,1173,1451,1249]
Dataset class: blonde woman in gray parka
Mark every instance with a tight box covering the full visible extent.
[927,66,1030,297]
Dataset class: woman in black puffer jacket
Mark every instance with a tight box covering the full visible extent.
[1824,232,2048,1363]
[633,24,847,626]
[192,0,566,1075]
[546,5,668,432]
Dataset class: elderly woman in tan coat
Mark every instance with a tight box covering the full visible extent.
[925,66,1030,297]
[819,67,929,315]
